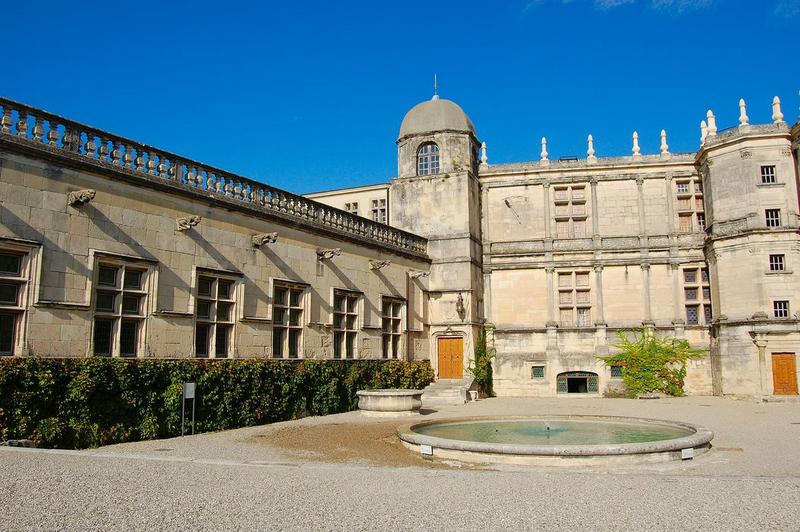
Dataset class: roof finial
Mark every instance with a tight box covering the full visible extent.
[632,131,641,160]
[738,98,749,128]
[432,74,439,100]
[772,96,784,124]
[540,137,549,166]
[660,129,670,158]
[587,134,597,163]
[480,141,488,166]
[706,110,717,136]
[700,120,708,145]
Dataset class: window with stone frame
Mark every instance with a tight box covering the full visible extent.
[760,165,776,184]
[531,365,545,379]
[272,282,305,359]
[683,266,711,325]
[769,254,785,272]
[333,290,359,359]
[92,262,150,357]
[0,250,30,356]
[557,271,591,327]
[675,179,704,233]
[344,202,359,216]
[552,185,588,239]
[417,142,440,176]
[381,297,403,359]
[765,209,781,228]
[773,300,790,319]
[195,274,237,358]
[371,199,387,224]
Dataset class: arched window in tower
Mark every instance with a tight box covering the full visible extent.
[417,143,440,176]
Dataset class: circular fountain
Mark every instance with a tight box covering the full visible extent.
[398,415,713,465]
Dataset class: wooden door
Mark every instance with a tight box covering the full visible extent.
[437,337,463,379]
[772,353,798,395]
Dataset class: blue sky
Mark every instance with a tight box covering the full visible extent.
[4,0,798,193]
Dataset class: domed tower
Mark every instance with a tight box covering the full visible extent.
[390,94,484,382]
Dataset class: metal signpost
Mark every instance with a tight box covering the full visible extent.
[181,382,196,436]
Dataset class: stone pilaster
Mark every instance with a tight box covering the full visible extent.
[641,263,653,325]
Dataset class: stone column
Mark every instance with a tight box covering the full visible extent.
[594,265,608,355]
[543,182,552,240]
[752,335,768,401]
[642,263,653,326]
[590,177,600,238]
[545,266,556,326]
[670,262,685,337]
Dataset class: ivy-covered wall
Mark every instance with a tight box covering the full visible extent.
[0,358,433,449]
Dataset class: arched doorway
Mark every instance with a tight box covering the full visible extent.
[557,371,599,394]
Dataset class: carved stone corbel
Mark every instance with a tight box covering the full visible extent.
[369,260,391,271]
[67,189,96,207]
[316,248,341,260]
[252,232,278,247]
[409,271,430,279]
[176,215,201,231]
[455,293,466,321]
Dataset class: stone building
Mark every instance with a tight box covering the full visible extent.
[1,93,799,398]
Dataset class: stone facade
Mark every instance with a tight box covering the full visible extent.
[1,93,799,399]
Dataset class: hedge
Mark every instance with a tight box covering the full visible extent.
[0,358,434,449]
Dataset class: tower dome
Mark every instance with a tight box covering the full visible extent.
[398,96,476,140]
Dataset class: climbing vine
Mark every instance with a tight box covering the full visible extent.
[598,328,706,398]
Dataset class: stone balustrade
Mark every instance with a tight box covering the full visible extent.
[0,97,428,257]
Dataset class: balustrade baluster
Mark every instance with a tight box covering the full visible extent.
[47,121,60,146]
[135,147,145,171]
[123,145,135,168]
[111,142,123,165]
[15,111,28,137]
[98,138,110,161]
[84,133,97,158]
[0,106,12,134]
[214,175,223,194]
[233,180,242,199]
[147,152,158,174]
[157,157,168,177]
[186,166,197,187]
[32,117,44,143]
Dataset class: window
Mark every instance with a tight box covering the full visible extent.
[381,298,403,359]
[761,165,776,184]
[769,254,785,272]
[683,266,712,325]
[676,179,704,233]
[679,214,693,233]
[557,271,591,327]
[697,213,706,231]
[93,263,148,357]
[417,142,440,176]
[195,274,236,358]
[676,182,690,194]
[272,282,304,359]
[371,199,387,224]
[344,202,359,215]
[531,366,545,379]
[774,300,790,319]
[766,209,781,228]
[0,251,27,356]
[333,290,359,359]
[552,185,588,239]
[610,366,623,379]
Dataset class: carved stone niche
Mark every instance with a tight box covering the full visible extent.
[316,248,342,260]
[369,260,391,271]
[252,232,278,247]
[176,215,202,231]
[67,189,96,207]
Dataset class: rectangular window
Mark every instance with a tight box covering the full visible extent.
[769,254,785,272]
[761,165,776,184]
[0,251,29,356]
[344,202,359,215]
[774,300,790,319]
[272,282,304,359]
[552,184,588,239]
[371,199,387,224]
[576,307,591,327]
[679,214,693,233]
[684,270,697,283]
[697,212,705,231]
[557,271,591,327]
[703,305,713,323]
[685,288,698,301]
[610,366,623,378]
[381,298,403,359]
[676,182,690,194]
[686,305,699,325]
[195,273,236,358]
[677,197,692,211]
[93,263,148,357]
[333,290,359,359]
[531,366,545,379]
[765,209,781,228]
[0,312,15,355]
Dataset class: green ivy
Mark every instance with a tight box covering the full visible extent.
[468,327,496,397]
[0,358,433,449]
[597,328,706,398]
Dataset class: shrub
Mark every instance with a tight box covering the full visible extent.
[0,358,433,449]
[468,327,496,397]
[597,328,706,398]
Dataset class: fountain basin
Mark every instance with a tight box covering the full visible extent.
[398,415,714,465]
[357,389,423,417]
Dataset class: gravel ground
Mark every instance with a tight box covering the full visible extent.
[2,396,799,530]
